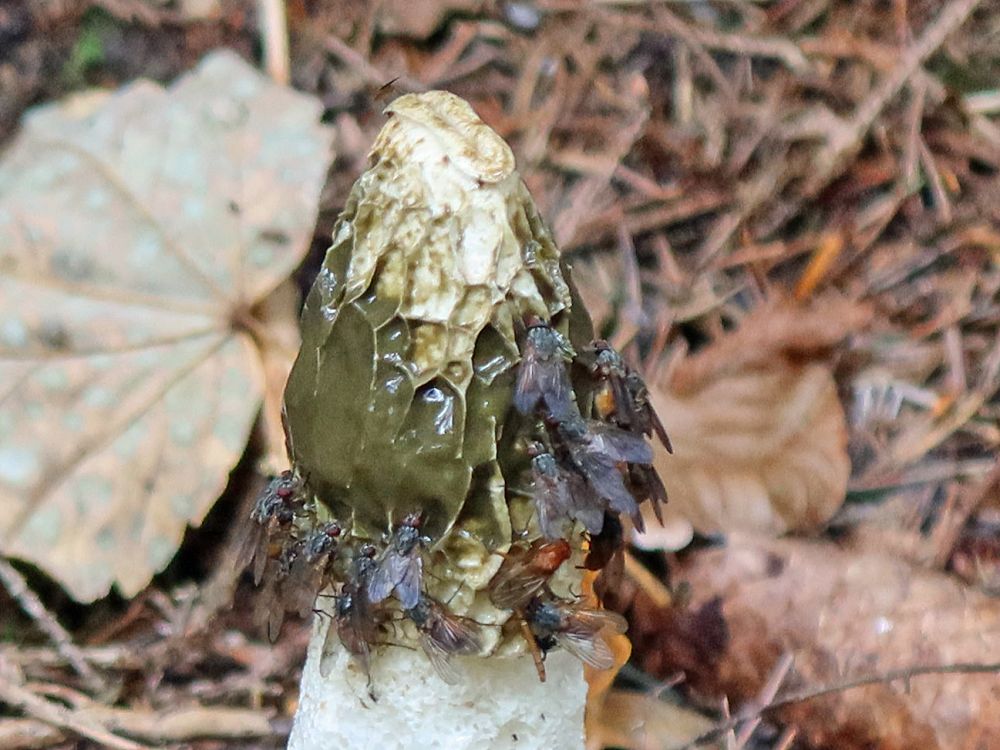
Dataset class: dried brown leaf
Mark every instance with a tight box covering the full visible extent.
[644,298,867,537]
[0,51,334,601]
[659,534,1000,750]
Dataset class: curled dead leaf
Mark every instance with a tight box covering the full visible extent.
[0,51,334,601]
[648,361,848,536]
[637,298,866,539]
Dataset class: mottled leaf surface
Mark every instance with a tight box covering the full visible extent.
[664,534,1000,750]
[0,51,334,601]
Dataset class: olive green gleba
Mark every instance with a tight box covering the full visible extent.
[237,90,670,687]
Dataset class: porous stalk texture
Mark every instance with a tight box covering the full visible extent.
[289,610,586,750]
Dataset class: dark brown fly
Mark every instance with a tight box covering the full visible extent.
[524,597,627,670]
[236,470,303,585]
[405,595,483,684]
[627,463,668,524]
[552,414,653,531]
[585,512,626,594]
[367,512,427,609]
[584,512,623,572]
[284,522,341,617]
[513,323,577,422]
[588,340,672,453]
[528,444,604,538]
[488,538,571,610]
[322,544,380,681]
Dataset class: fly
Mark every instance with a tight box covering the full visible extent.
[284,522,341,617]
[528,443,604,538]
[236,470,303,585]
[322,544,381,685]
[488,538,571,610]
[367,512,428,609]
[552,414,653,531]
[405,595,483,684]
[588,340,672,453]
[524,597,627,670]
[513,322,577,422]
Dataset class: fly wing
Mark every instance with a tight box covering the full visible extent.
[554,629,615,669]
[235,521,266,580]
[320,614,343,678]
[366,548,406,603]
[428,609,482,655]
[533,469,573,539]
[625,371,672,453]
[538,364,577,423]
[337,594,375,669]
[394,553,423,610]
[565,472,606,534]
[253,562,288,641]
[555,606,627,669]
[286,553,324,617]
[567,606,628,634]
[629,464,667,524]
[420,633,462,684]
[646,402,673,453]
[574,447,641,528]
[421,604,482,684]
[489,555,549,610]
[590,424,654,464]
[513,356,545,415]
[267,605,285,643]
[609,374,636,427]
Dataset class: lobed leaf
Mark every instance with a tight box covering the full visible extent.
[0,51,334,601]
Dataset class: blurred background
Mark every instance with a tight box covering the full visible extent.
[1,0,999,748]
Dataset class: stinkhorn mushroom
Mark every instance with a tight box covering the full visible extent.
[237,91,671,750]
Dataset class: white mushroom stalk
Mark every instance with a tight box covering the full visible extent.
[290,612,586,749]
[237,92,670,750]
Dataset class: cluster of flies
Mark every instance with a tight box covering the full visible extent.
[237,319,670,689]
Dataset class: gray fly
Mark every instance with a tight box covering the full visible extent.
[367,512,427,610]
[283,522,341,617]
[321,544,380,683]
[528,444,604,538]
[552,415,653,531]
[236,470,303,585]
[405,595,483,684]
[524,597,627,670]
[513,323,577,422]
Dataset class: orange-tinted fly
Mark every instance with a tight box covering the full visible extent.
[587,340,672,454]
[488,538,572,610]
